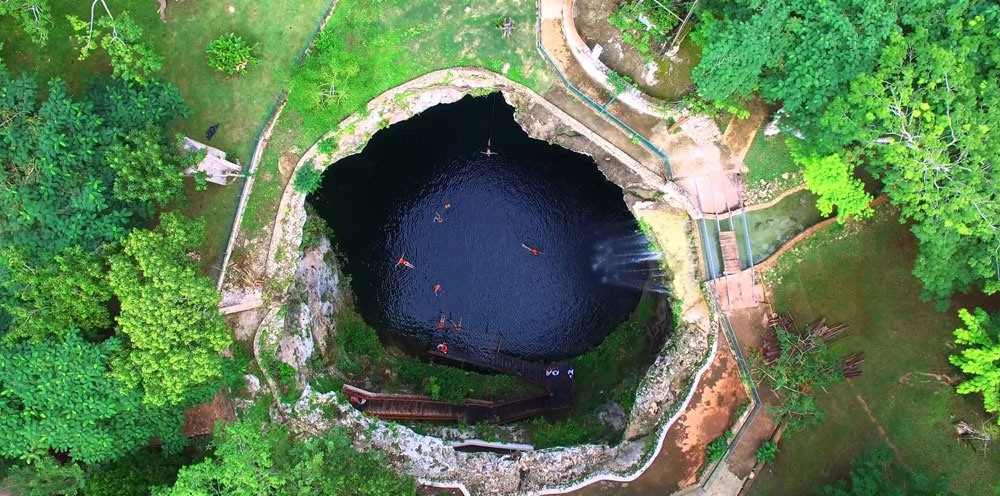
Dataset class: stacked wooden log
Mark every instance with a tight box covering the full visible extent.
[762,313,864,378]
[840,352,865,378]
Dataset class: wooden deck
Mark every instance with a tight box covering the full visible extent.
[719,230,741,275]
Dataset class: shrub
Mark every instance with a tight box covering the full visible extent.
[706,436,729,462]
[316,137,339,155]
[528,417,605,448]
[206,33,260,76]
[755,440,778,463]
[294,165,323,194]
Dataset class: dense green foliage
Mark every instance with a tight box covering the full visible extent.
[756,440,778,463]
[706,436,729,462]
[293,165,322,194]
[0,0,51,45]
[207,33,261,76]
[84,449,187,496]
[815,443,954,496]
[693,0,897,127]
[0,330,185,463]
[109,213,231,406]
[3,458,85,496]
[287,17,406,135]
[950,307,1000,423]
[106,128,191,205]
[608,0,678,61]
[0,65,184,262]
[156,421,416,496]
[1,246,111,342]
[68,11,163,84]
[752,325,843,431]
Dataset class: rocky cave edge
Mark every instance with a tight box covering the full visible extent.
[231,68,719,495]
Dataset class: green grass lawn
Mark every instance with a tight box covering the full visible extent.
[751,207,1000,496]
[240,0,554,240]
[744,129,801,198]
[2,0,331,274]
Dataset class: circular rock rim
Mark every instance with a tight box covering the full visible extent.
[256,68,718,496]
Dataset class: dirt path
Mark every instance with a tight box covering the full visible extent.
[721,99,775,172]
[852,388,908,469]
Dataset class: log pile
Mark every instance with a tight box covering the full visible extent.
[763,313,864,378]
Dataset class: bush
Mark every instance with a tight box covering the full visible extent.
[294,165,323,194]
[85,449,186,496]
[706,436,729,462]
[755,440,778,463]
[316,137,339,155]
[528,417,605,448]
[206,33,260,76]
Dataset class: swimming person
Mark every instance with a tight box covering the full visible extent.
[450,318,462,332]
[396,255,415,269]
[522,243,542,256]
[434,212,444,224]
[438,313,446,330]
[444,202,451,210]
[481,138,497,156]
[434,284,441,296]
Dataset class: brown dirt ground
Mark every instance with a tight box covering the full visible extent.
[278,152,301,181]
[568,335,747,496]
[721,99,776,172]
[182,391,237,437]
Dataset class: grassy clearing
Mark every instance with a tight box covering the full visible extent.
[239,0,552,239]
[744,129,802,201]
[751,207,1000,496]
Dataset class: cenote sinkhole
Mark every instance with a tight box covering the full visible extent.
[311,95,665,361]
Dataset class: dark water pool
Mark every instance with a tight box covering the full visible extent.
[311,95,648,361]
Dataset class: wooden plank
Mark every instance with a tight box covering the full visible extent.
[719,230,741,275]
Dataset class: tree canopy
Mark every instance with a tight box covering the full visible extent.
[109,212,232,407]
[0,245,111,342]
[950,307,1000,423]
[106,128,191,206]
[693,0,898,127]
[0,330,185,464]
[155,421,416,496]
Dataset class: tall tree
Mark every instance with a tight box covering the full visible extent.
[108,213,231,407]
[950,307,1000,424]
[106,128,190,206]
[692,0,899,127]
[0,245,111,342]
[1,458,85,496]
[0,330,185,464]
[0,65,185,261]
[808,0,1000,304]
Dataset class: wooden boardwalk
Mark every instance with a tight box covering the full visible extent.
[719,230,741,275]
[344,344,574,423]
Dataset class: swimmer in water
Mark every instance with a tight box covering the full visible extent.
[481,138,497,156]
[450,318,462,333]
[521,243,542,256]
[433,212,444,224]
[434,284,441,296]
[444,202,451,210]
[395,255,415,269]
[437,313,446,330]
